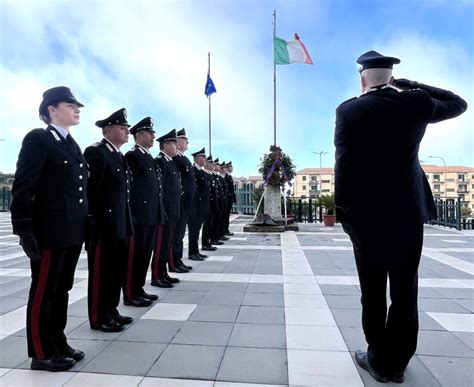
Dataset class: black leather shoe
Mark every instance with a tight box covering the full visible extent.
[170,266,188,273]
[180,262,193,270]
[98,320,124,332]
[59,344,85,361]
[112,311,134,324]
[225,232,234,236]
[124,297,152,307]
[211,240,224,245]
[151,279,173,288]
[166,274,180,283]
[202,245,217,251]
[354,350,389,383]
[198,253,208,258]
[188,254,204,261]
[142,291,159,301]
[390,370,405,383]
[31,354,76,372]
[220,236,230,241]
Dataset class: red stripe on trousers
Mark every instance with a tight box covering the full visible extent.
[125,237,135,300]
[90,243,101,328]
[31,249,52,360]
[168,246,175,270]
[152,225,163,280]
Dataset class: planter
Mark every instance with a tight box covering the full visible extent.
[323,214,336,227]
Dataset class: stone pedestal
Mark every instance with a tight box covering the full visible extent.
[264,186,282,220]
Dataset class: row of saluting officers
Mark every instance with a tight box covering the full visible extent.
[10,86,236,372]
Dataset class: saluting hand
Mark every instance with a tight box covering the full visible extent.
[391,78,418,90]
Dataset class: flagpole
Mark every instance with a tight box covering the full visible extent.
[273,10,277,147]
[208,52,212,156]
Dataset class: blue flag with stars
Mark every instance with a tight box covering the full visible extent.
[205,74,216,97]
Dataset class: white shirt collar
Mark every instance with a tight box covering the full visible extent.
[103,138,120,153]
[51,124,69,139]
[160,151,172,161]
[177,150,184,156]
[194,163,202,170]
[136,143,150,154]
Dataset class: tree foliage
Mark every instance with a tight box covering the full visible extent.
[258,145,296,188]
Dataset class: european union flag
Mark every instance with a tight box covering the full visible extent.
[205,74,216,97]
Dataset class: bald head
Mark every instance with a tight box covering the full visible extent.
[360,68,393,94]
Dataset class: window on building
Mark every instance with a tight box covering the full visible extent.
[302,185,307,191]
[446,179,455,182]
[301,195,306,199]
[471,194,474,199]
[302,176,307,181]
[459,194,465,202]
[446,188,455,192]
[458,184,468,192]
[434,194,441,198]
[426,174,430,180]
[311,175,317,181]
[458,174,465,181]
[433,184,440,191]
[433,174,440,181]
[321,189,331,193]
[321,180,330,183]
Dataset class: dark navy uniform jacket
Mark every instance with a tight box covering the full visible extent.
[206,171,219,213]
[84,138,133,240]
[173,152,196,212]
[334,83,467,224]
[11,126,88,249]
[125,144,166,226]
[192,165,210,216]
[155,152,182,221]
[225,174,236,206]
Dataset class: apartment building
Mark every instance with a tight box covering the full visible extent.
[293,165,474,210]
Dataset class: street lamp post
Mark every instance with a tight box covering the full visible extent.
[312,151,328,197]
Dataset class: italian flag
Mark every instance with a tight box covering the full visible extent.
[274,33,313,65]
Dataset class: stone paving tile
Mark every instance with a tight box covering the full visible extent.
[188,305,240,323]
[236,306,285,325]
[242,292,284,307]
[453,298,474,312]
[147,344,225,380]
[418,355,474,387]
[172,321,234,346]
[228,323,286,349]
[82,341,166,376]
[117,320,184,343]
[0,297,28,315]
[0,335,28,368]
[246,283,283,293]
[331,308,363,328]
[160,290,207,304]
[217,347,288,385]
[452,331,474,350]
[339,326,366,352]
[171,281,215,292]
[418,297,471,313]
[201,291,245,306]
[416,330,473,358]
[210,282,249,293]
[325,294,361,309]
[0,369,75,386]
[320,285,360,296]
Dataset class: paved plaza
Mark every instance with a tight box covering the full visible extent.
[0,212,472,386]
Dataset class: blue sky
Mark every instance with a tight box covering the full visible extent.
[1,0,472,178]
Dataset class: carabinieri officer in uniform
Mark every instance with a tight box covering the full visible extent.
[11,86,87,371]
[84,108,134,332]
[335,50,467,383]
[124,117,164,306]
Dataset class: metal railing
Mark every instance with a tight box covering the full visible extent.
[0,187,11,212]
[286,197,323,223]
[430,197,462,230]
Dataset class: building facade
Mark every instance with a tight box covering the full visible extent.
[294,165,474,211]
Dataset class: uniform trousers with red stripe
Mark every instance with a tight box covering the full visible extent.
[124,224,156,300]
[26,246,81,359]
[151,221,175,280]
[87,237,128,328]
